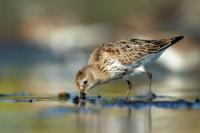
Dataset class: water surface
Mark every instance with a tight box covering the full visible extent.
[0,92,200,133]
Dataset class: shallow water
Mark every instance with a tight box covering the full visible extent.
[0,93,200,133]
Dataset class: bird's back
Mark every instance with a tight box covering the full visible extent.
[88,36,184,78]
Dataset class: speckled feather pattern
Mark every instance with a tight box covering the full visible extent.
[88,36,183,79]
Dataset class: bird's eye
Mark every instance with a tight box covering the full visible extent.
[83,80,88,85]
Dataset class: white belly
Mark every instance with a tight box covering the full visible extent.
[106,51,164,80]
[139,51,164,66]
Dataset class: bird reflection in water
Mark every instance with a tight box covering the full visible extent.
[75,94,152,133]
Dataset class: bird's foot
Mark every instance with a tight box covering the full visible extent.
[146,92,156,101]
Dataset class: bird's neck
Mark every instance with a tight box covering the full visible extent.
[90,64,107,83]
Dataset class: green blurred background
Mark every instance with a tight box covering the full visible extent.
[0,0,200,96]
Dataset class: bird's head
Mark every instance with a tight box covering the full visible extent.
[75,65,101,94]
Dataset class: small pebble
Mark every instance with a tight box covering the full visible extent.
[58,92,70,100]
[97,95,101,99]
[29,99,33,103]
[195,99,200,102]
[73,96,80,104]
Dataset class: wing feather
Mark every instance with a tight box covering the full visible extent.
[87,36,183,78]
[89,38,171,65]
[88,36,183,76]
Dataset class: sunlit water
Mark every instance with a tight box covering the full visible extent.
[0,92,200,133]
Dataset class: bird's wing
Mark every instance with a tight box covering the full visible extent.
[89,37,182,65]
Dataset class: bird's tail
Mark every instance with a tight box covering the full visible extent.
[159,36,184,51]
[168,36,184,45]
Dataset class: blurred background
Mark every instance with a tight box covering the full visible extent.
[0,0,200,97]
[1,1,200,133]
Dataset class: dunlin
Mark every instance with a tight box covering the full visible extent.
[75,36,184,97]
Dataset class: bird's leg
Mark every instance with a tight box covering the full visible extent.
[126,79,133,98]
[146,72,152,100]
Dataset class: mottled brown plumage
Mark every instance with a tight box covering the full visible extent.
[89,37,178,66]
[75,36,184,96]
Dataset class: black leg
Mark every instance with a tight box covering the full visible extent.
[147,72,152,100]
[147,72,152,90]
[126,79,132,98]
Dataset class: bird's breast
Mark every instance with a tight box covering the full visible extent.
[104,59,125,78]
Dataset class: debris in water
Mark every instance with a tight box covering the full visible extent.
[73,96,80,104]
[97,95,101,99]
[58,92,70,100]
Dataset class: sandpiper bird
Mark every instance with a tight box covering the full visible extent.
[75,36,184,97]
